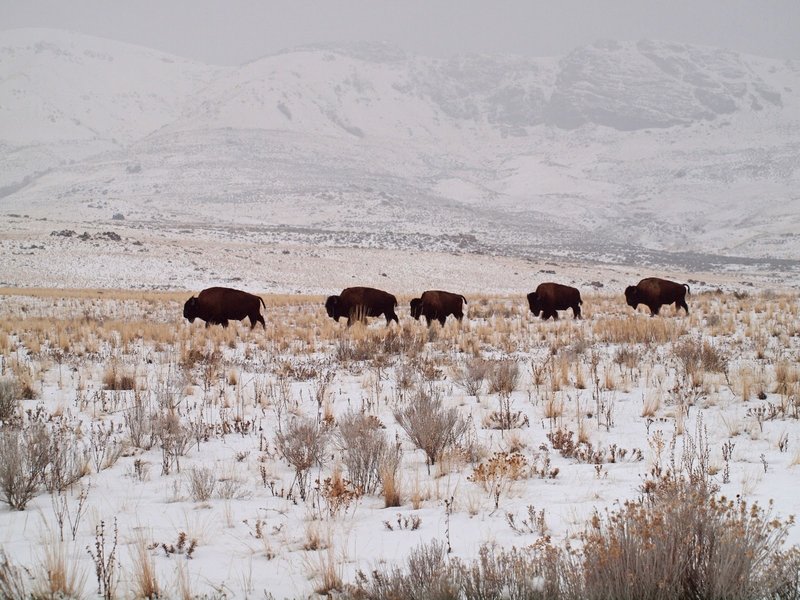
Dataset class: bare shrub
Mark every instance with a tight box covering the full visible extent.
[44,427,89,492]
[349,540,458,599]
[484,392,529,431]
[346,539,565,600]
[154,411,191,475]
[578,477,798,600]
[317,466,361,518]
[456,541,564,600]
[0,379,20,426]
[188,466,216,502]
[486,359,520,394]
[450,357,488,396]
[393,385,468,472]
[86,518,118,600]
[674,337,728,380]
[0,422,51,510]
[275,415,329,501]
[124,391,156,450]
[469,451,530,509]
[337,412,394,495]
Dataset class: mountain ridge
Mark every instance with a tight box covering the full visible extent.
[1,28,799,280]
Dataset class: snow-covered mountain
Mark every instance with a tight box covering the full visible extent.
[2,28,799,279]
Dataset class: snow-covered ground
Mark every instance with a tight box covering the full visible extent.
[1,289,799,598]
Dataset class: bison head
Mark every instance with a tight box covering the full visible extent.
[526,292,541,316]
[183,297,198,322]
[325,295,340,320]
[409,298,423,320]
[624,285,640,309]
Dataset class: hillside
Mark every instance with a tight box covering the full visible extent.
[1,29,799,289]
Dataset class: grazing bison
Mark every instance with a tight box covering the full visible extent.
[527,283,582,320]
[183,287,266,328]
[625,277,690,316]
[410,290,467,327]
[325,286,399,326]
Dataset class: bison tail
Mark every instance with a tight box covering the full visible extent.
[684,284,691,295]
[259,296,266,308]
[460,295,468,304]
[578,297,583,305]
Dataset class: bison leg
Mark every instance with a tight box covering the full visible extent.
[438,316,447,327]
[572,304,582,319]
[250,313,266,329]
[220,319,229,328]
[677,299,689,315]
[649,305,660,317]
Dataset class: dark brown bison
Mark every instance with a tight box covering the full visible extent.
[624,277,690,316]
[527,283,582,320]
[325,286,399,326]
[410,290,467,326]
[183,287,265,328]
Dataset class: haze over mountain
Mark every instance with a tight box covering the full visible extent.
[2,28,799,287]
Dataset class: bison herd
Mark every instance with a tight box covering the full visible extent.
[183,277,691,329]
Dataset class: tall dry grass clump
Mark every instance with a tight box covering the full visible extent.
[32,537,87,599]
[0,421,51,510]
[0,549,30,598]
[593,316,682,345]
[130,534,160,600]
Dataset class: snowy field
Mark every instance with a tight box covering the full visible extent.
[1,285,799,598]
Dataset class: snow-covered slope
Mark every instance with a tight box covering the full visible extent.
[1,29,799,285]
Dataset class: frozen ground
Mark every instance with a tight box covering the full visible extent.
[1,289,799,598]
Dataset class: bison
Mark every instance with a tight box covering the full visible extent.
[410,290,467,327]
[183,287,266,328]
[624,277,690,316]
[325,286,399,326]
[527,283,582,320]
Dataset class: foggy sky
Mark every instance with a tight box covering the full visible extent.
[2,0,799,65]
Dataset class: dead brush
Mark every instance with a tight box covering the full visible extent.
[337,411,396,495]
[315,466,362,518]
[483,392,529,431]
[469,451,530,509]
[579,476,798,600]
[393,384,469,474]
[0,379,19,426]
[485,358,520,394]
[0,421,52,510]
[275,415,329,501]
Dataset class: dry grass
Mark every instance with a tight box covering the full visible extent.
[2,287,800,598]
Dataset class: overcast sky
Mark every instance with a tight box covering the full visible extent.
[2,0,799,65]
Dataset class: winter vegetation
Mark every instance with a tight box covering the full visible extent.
[1,287,800,598]
[2,24,800,599]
